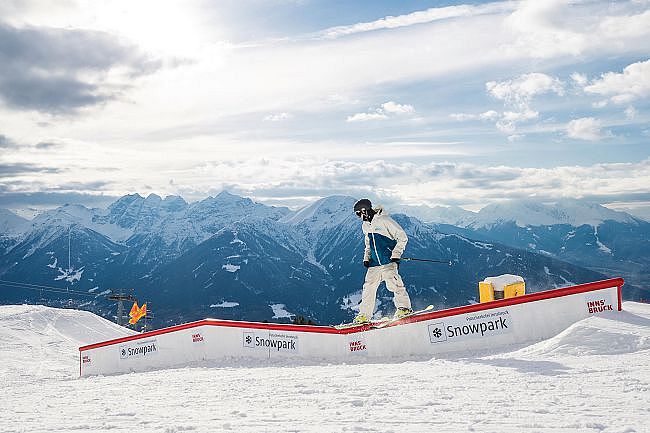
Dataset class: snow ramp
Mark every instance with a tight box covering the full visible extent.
[79,278,624,377]
[0,304,136,380]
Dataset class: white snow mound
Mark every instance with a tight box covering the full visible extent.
[0,304,136,380]
[505,307,650,357]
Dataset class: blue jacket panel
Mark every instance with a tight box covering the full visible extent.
[367,232,397,266]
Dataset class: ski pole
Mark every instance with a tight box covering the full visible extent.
[401,257,453,266]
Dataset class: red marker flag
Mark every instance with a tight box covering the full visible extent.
[128,301,147,325]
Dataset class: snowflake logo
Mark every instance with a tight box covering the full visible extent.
[245,335,252,345]
[428,322,447,343]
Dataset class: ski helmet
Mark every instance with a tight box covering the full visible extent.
[354,198,372,215]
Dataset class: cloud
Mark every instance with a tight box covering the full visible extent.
[0,162,62,177]
[380,101,414,115]
[450,111,499,121]
[317,3,514,39]
[5,153,650,215]
[504,0,650,59]
[0,134,17,148]
[449,113,475,121]
[346,101,414,122]
[483,72,563,133]
[480,110,500,121]
[625,106,638,120]
[0,191,118,209]
[176,157,650,206]
[449,108,539,134]
[566,117,606,141]
[486,73,564,106]
[346,112,388,122]
[583,59,650,104]
[507,134,525,142]
[504,0,588,58]
[0,22,159,114]
[496,109,539,133]
[263,112,293,122]
[500,110,539,122]
[570,73,588,86]
[599,9,650,39]
[35,141,64,150]
[0,134,63,150]
[1,1,649,216]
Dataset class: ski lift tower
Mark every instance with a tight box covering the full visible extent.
[107,290,136,326]
[141,303,154,333]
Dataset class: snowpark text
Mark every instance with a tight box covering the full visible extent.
[120,340,157,359]
[254,336,297,351]
[446,316,508,338]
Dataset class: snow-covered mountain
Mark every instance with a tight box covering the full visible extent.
[411,199,642,228]
[397,204,475,226]
[421,199,650,288]
[0,209,29,254]
[463,199,640,229]
[0,208,29,234]
[282,195,357,234]
[0,193,644,328]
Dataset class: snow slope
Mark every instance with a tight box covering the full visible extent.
[0,305,136,381]
[1,303,649,432]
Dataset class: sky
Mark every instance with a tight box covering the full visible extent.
[0,0,649,217]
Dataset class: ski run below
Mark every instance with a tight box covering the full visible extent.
[1,303,649,433]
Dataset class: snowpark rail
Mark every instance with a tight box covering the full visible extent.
[79,278,624,376]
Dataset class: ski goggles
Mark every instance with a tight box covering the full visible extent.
[355,209,368,217]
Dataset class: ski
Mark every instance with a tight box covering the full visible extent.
[334,317,388,330]
[334,322,367,330]
[334,305,435,330]
[370,305,435,329]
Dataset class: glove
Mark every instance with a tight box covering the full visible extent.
[363,260,370,268]
[391,257,400,268]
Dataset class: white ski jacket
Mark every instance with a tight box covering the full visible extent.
[362,206,408,267]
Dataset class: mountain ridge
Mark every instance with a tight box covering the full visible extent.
[0,192,645,327]
[404,198,644,228]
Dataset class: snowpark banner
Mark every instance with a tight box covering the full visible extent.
[79,278,623,376]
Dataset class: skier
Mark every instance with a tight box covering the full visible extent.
[353,198,413,324]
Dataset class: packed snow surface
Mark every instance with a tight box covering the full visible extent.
[1,303,649,433]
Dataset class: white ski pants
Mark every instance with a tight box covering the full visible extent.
[358,262,411,318]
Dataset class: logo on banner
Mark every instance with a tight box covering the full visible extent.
[585,295,614,314]
[243,331,299,353]
[348,338,367,353]
[192,333,204,343]
[82,355,91,364]
[428,322,447,343]
[119,339,157,359]
[428,310,512,344]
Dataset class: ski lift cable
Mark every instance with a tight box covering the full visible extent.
[0,282,94,297]
[0,279,96,297]
[0,282,95,297]
[0,278,90,292]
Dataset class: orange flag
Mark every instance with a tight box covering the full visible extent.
[128,301,147,325]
